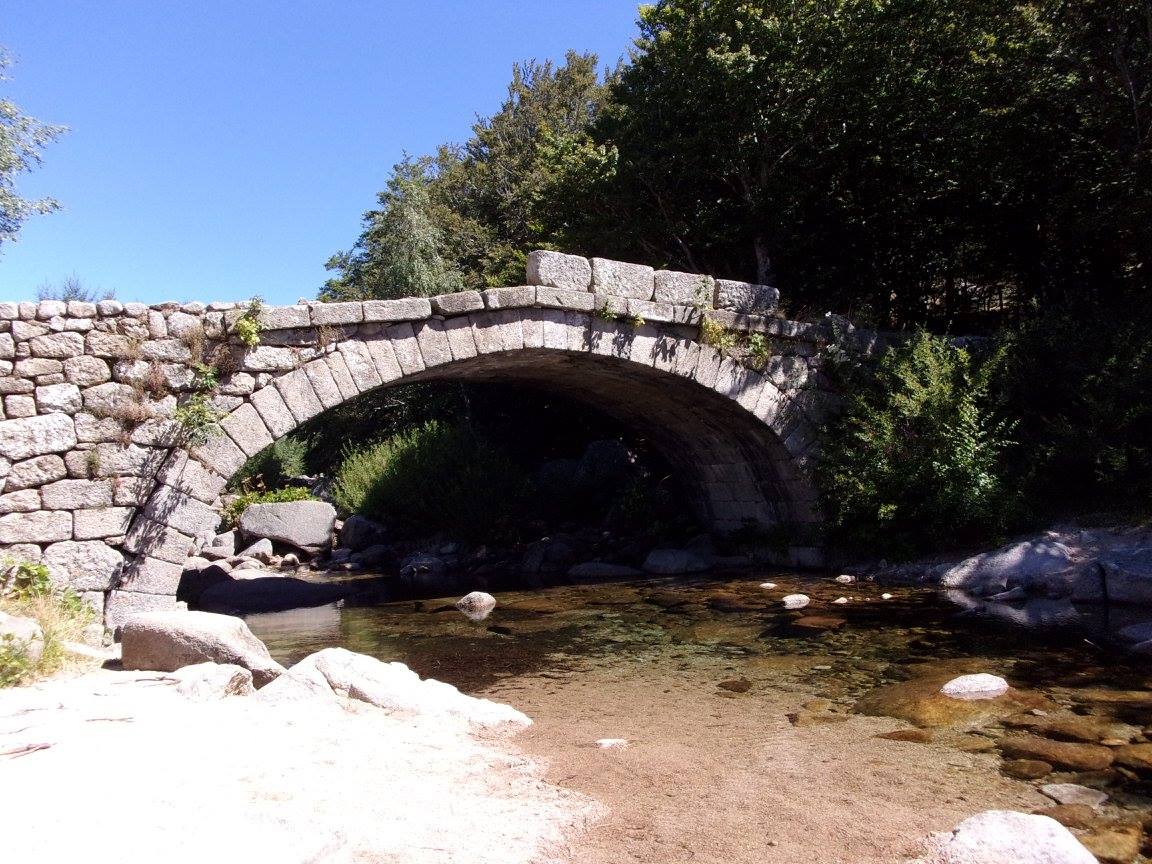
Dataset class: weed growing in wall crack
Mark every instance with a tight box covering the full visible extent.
[232,297,264,348]
[174,394,223,447]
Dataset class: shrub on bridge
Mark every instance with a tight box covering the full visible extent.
[331,420,530,543]
[818,331,1015,557]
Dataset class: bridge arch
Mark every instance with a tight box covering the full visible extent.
[0,252,842,628]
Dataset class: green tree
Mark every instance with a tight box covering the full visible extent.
[819,332,1015,556]
[324,52,608,296]
[322,157,465,300]
[1,49,66,250]
[542,0,1150,327]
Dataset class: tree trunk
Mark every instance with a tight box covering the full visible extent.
[753,235,773,284]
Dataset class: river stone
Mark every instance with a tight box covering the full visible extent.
[455,591,496,622]
[1028,715,1140,744]
[1040,784,1108,808]
[1032,805,1098,830]
[119,610,285,687]
[998,736,1114,771]
[1081,821,1144,864]
[876,728,934,744]
[856,669,1051,729]
[940,674,1010,701]
[914,810,1097,864]
[782,594,810,610]
[238,500,336,551]
[171,661,255,700]
[1001,759,1053,780]
[1099,548,1152,605]
[339,514,385,552]
[940,540,1074,595]
[237,538,274,563]
[1112,742,1152,772]
[789,615,845,632]
[0,610,44,665]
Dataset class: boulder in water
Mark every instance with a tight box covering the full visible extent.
[455,591,496,622]
[940,540,1074,595]
[339,515,386,552]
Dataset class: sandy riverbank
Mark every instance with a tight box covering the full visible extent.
[0,667,600,863]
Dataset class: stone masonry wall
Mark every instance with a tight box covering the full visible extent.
[0,251,847,629]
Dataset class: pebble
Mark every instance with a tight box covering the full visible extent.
[835,574,855,584]
[1001,758,1053,780]
[782,594,810,610]
[833,597,849,605]
[881,593,893,600]
[759,582,777,589]
[595,739,629,749]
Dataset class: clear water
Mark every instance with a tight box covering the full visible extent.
[246,569,1152,857]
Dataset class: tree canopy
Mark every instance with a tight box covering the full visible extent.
[328,2,1150,330]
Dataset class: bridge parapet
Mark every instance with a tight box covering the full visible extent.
[0,252,864,629]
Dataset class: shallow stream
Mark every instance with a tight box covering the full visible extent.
[247,572,1152,863]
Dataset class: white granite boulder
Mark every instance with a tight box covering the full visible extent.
[914,810,1096,864]
[119,610,285,686]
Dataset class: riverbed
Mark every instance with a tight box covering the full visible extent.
[248,572,1152,863]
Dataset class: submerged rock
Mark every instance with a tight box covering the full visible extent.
[999,736,1114,771]
[914,810,1096,864]
[1040,784,1108,808]
[856,671,1049,729]
[875,728,933,744]
[1001,759,1053,780]
[1078,820,1143,864]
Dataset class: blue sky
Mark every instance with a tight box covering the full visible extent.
[0,1,640,305]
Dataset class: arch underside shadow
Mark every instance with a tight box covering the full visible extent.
[403,349,813,532]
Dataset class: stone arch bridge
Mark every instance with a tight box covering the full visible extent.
[0,251,871,628]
